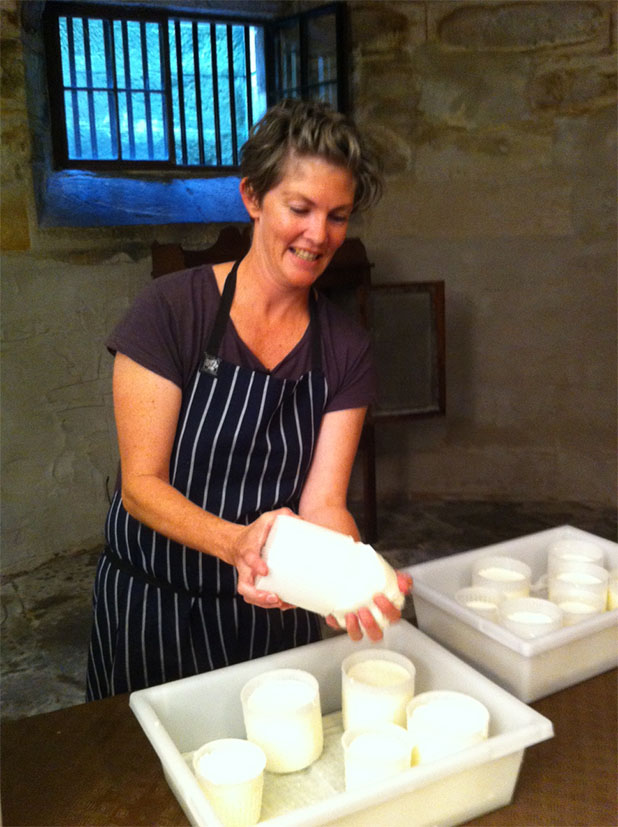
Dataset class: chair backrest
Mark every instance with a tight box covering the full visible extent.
[151,226,252,277]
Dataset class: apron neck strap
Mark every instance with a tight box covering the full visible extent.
[205,260,323,373]
[205,259,240,356]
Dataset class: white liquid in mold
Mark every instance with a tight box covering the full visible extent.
[466,599,496,610]
[478,567,525,582]
[507,610,554,624]
[347,660,411,688]
[557,571,603,586]
[558,600,598,614]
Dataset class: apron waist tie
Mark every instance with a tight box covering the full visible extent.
[103,546,229,600]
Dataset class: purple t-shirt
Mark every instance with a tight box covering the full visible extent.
[107,265,376,413]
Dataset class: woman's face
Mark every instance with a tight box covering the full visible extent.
[241,153,355,290]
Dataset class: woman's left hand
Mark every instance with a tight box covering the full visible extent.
[324,571,413,642]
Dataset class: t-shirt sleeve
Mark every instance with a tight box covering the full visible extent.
[319,297,378,414]
[106,267,213,389]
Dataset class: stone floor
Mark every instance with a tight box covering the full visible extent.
[1,499,616,722]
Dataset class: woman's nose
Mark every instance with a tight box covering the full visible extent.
[305,212,328,245]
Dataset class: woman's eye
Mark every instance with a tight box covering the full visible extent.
[330,214,349,225]
[290,206,308,215]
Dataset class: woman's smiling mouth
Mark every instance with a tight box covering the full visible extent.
[291,247,320,262]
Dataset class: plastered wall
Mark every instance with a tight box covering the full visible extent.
[1,1,616,574]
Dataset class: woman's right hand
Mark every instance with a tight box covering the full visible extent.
[232,508,296,610]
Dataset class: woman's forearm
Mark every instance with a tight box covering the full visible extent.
[298,502,361,542]
[120,474,242,564]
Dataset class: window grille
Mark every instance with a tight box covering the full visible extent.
[272,4,345,110]
[44,4,267,169]
[43,3,346,172]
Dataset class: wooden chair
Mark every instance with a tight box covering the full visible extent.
[151,227,379,543]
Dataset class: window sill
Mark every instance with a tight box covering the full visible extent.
[39,171,249,228]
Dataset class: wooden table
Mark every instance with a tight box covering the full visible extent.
[2,670,616,826]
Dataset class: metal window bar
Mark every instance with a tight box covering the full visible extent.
[244,26,253,131]
[161,21,175,164]
[226,26,238,166]
[104,19,119,159]
[139,21,154,160]
[66,18,82,158]
[119,20,136,159]
[210,24,222,166]
[191,21,206,166]
[299,15,308,100]
[82,19,98,158]
[172,19,188,165]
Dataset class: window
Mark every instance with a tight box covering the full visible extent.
[43,3,268,169]
[271,3,346,111]
[42,2,346,173]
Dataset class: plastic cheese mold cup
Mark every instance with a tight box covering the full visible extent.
[608,569,618,610]
[547,537,605,575]
[548,561,609,625]
[499,597,563,639]
[341,724,413,791]
[472,555,531,598]
[455,586,503,621]
[255,514,404,630]
[241,668,323,773]
[192,738,266,827]
[406,691,490,765]
[341,649,416,732]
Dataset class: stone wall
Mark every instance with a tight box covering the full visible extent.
[350,1,617,508]
[1,1,616,573]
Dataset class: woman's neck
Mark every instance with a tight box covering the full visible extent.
[212,256,311,371]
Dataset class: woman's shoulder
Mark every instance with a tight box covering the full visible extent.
[315,291,370,349]
[148,264,218,306]
[107,264,219,389]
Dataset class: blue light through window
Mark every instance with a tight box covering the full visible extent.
[57,12,267,167]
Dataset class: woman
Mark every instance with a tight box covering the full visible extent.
[87,99,411,701]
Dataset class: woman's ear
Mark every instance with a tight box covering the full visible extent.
[239,178,261,219]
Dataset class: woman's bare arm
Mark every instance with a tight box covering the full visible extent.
[298,407,412,641]
[112,352,290,608]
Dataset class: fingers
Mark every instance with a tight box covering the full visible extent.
[372,593,402,625]
[397,571,413,595]
[324,614,342,630]
[345,612,364,642]
[355,608,384,642]
[237,582,289,610]
[342,582,411,642]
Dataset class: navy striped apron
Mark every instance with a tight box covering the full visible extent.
[86,261,327,700]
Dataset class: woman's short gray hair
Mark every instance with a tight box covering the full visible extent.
[240,99,383,213]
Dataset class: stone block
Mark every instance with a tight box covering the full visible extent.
[435,2,608,52]
[529,53,617,112]
[350,1,425,55]
[411,44,531,128]
[0,182,30,251]
[0,35,25,100]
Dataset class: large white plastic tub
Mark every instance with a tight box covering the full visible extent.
[130,623,553,827]
[408,525,618,703]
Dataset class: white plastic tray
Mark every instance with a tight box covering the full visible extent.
[407,525,618,702]
[130,622,553,827]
